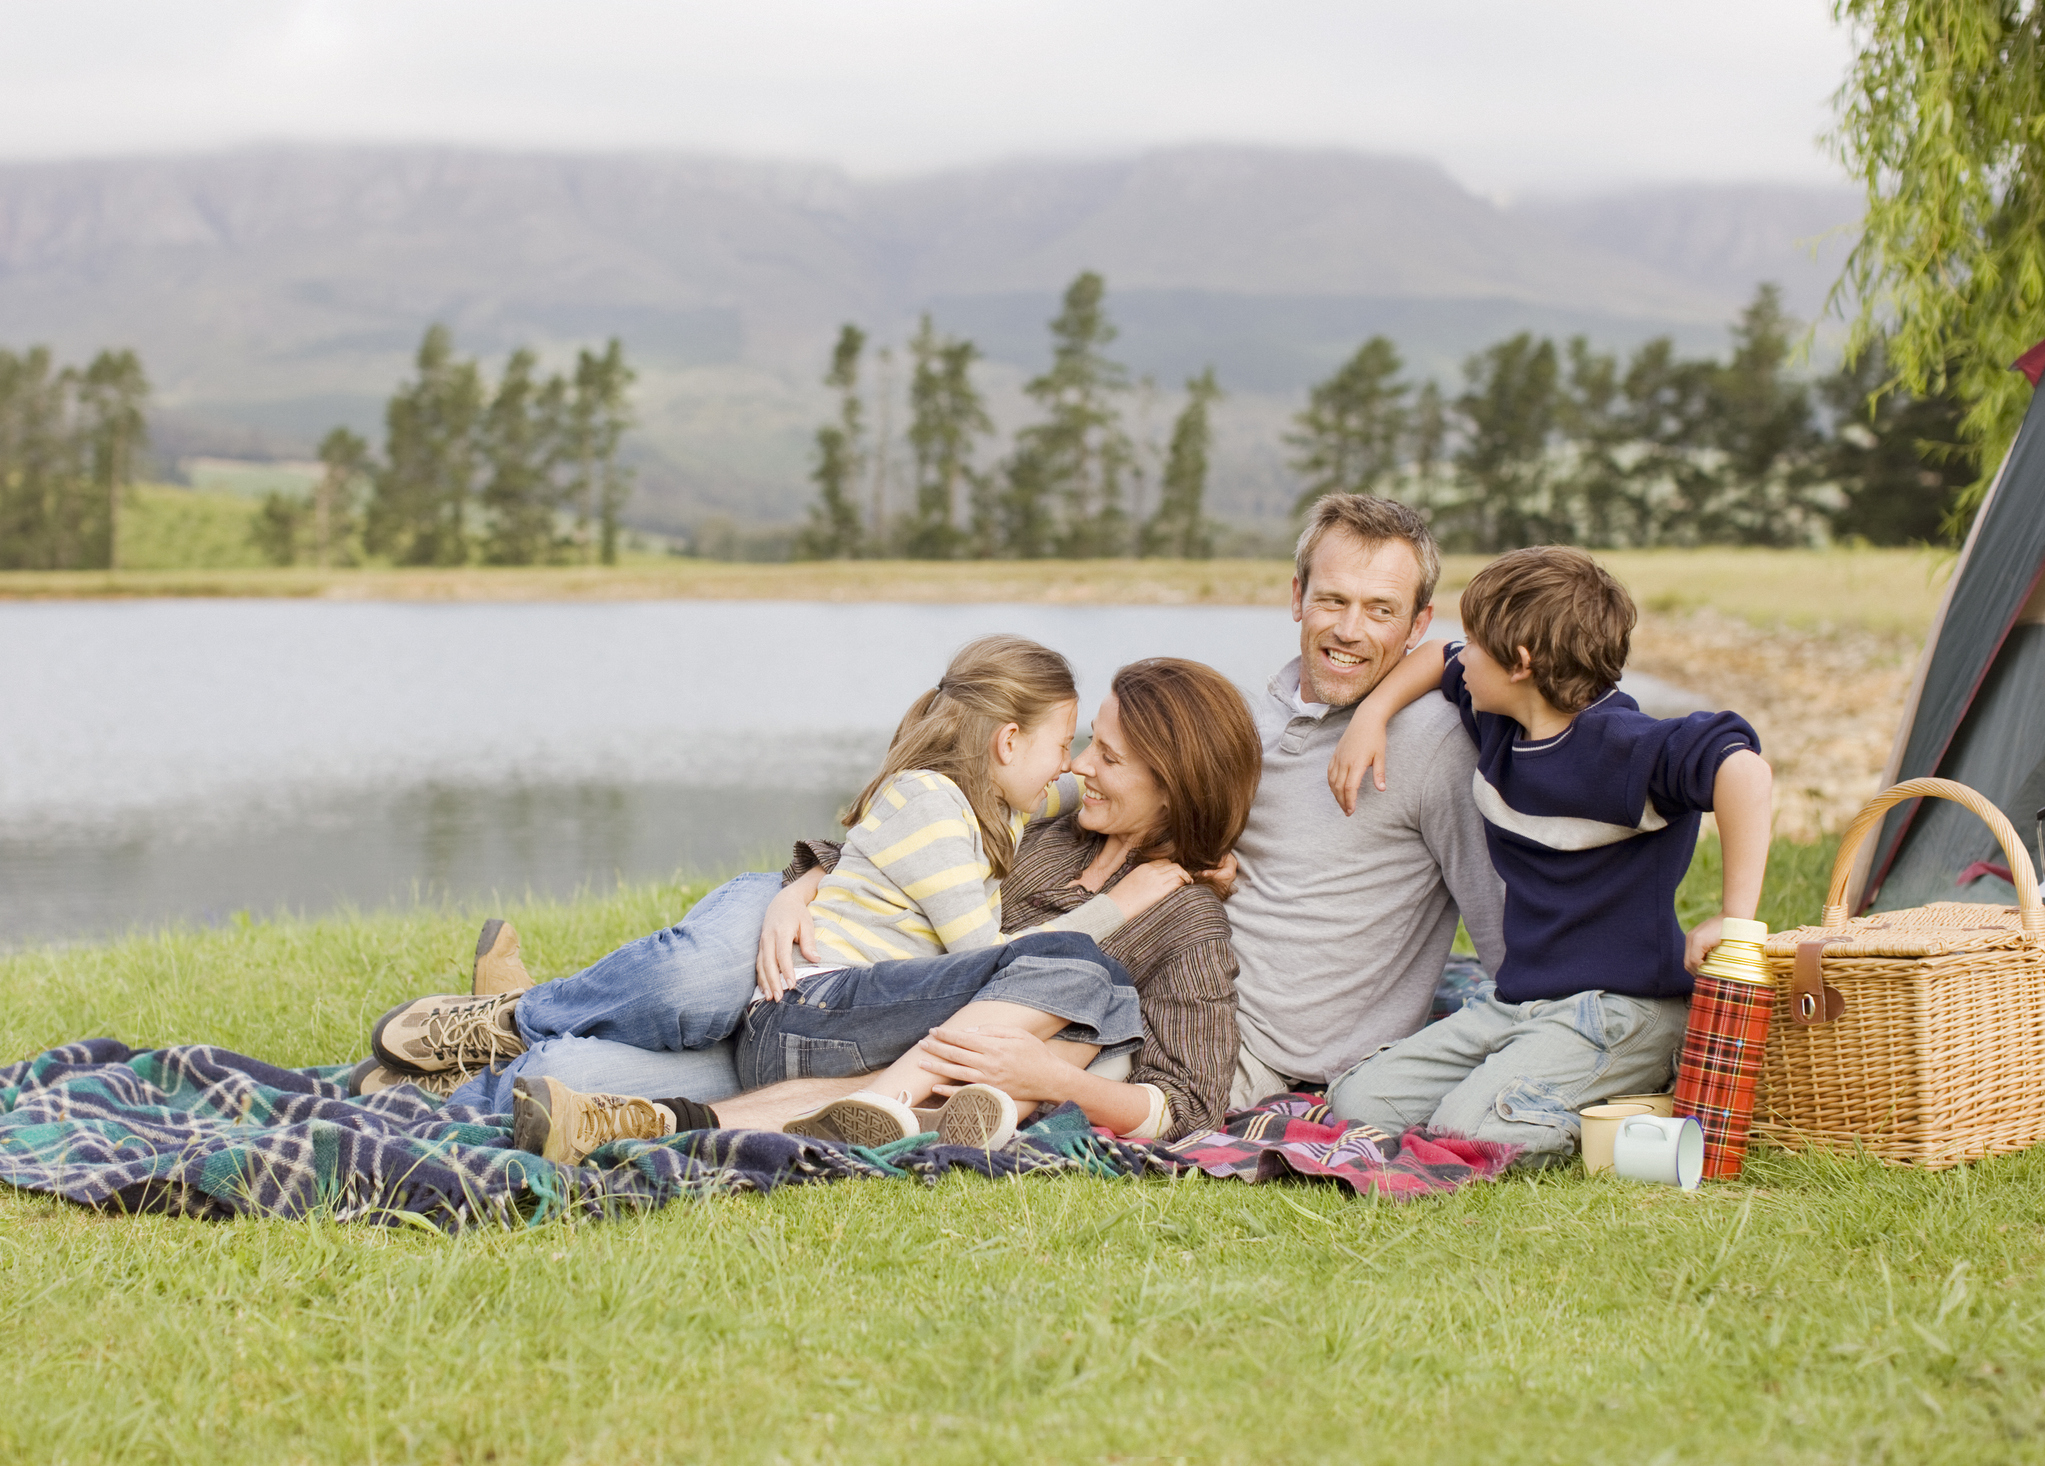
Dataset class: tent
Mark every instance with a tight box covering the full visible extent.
[1848,339,2045,913]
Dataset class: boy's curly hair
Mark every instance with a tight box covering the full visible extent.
[1458,546,1636,713]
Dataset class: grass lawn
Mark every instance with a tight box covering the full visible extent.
[0,546,1950,638]
[4,838,2040,1464]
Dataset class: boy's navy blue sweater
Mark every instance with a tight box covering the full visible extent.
[1441,647,1759,1004]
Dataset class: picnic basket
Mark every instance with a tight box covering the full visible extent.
[1752,777,2045,1169]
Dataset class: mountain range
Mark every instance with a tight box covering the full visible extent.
[0,145,1861,531]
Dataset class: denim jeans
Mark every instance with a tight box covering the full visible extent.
[447,871,776,1113]
[735,931,1139,1091]
[1323,990,1688,1165]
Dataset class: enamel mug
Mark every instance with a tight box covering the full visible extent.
[1611,1114,1704,1190]
[1604,1091,1676,1117]
[1577,1103,1653,1175]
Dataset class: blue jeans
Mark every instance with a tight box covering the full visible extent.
[1324,990,1688,1165]
[449,872,777,1112]
[735,931,1140,1091]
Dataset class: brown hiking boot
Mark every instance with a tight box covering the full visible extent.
[371,991,525,1074]
[472,918,534,996]
[511,1076,675,1165]
[346,1057,477,1099]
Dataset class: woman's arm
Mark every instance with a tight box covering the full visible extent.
[915,1024,1159,1135]
[916,934,1238,1140]
[756,864,826,999]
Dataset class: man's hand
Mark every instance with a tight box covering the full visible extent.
[1106,857,1192,921]
[1684,914,1726,977]
[1327,712,1391,816]
[756,867,825,999]
[917,1023,1077,1104]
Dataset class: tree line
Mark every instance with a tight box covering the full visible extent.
[1294,285,1973,552]
[259,325,637,568]
[0,346,150,570]
[799,276,1973,560]
[799,272,1223,560]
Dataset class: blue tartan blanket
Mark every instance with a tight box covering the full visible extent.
[0,1040,1514,1230]
[0,1040,1179,1230]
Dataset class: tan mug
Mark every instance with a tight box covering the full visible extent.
[1578,1102,1653,1174]
[1605,1091,1675,1117]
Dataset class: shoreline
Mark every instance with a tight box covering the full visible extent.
[0,546,1946,633]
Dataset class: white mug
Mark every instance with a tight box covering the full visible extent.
[1611,1114,1703,1190]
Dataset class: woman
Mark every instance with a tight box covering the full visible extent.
[392,657,1261,1154]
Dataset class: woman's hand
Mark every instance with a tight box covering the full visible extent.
[1105,857,1191,921]
[756,867,825,999]
[916,1023,1078,1104]
[1195,850,1239,894]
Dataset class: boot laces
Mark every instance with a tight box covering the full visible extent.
[422,996,519,1065]
[576,1093,663,1147]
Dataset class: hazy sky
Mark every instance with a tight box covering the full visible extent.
[0,0,1855,195]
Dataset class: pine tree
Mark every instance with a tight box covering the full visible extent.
[1003,272,1132,558]
[1143,369,1222,558]
[1707,284,1824,546]
[1287,336,1409,512]
[366,325,484,566]
[798,325,868,559]
[0,347,91,570]
[902,316,991,559]
[578,340,636,565]
[1445,333,1563,552]
[481,348,558,566]
[313,427,371,568]
[79,349,148,571]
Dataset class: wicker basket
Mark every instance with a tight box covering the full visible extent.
[1753,777,2045,1169]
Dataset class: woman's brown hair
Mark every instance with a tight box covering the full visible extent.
[845,634,1078,879]
[1107,658,1262,895]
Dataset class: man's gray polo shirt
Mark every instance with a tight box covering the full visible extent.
[1226,657,1506,1085]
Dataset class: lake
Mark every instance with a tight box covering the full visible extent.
[0,599,1703,947]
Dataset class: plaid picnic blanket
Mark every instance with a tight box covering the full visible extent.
[0,1041,1512,1230]
[1162,1094,1519,1198]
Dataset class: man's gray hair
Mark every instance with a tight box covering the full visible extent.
[1293,494,1442,614]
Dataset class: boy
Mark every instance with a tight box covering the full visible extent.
[1320,546,1772,1163]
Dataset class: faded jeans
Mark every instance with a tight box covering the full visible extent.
[735,931,1139,1090]
[448,871,777,1113]
[1323,990,1688,1165]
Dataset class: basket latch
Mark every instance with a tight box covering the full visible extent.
[1792,941,1848,1025]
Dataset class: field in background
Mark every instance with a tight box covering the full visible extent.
[4,839,2040,1465]
[0,545,1950,633]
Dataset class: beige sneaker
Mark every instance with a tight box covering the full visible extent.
[935,1084,1018,1149]
[511,1076,675,1165]
[782,1091,922,1147]
[371,991,525,1074]
[472,918,534,996]
[346,1057,476,1099]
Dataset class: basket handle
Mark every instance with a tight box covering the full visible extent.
[1824,777,2044,942]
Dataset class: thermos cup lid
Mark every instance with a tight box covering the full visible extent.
[1718,917,1768,942]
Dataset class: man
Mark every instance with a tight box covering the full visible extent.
[1221,493,1504,1105]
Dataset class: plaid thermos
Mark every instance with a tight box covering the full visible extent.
[1672,917,1773,1179]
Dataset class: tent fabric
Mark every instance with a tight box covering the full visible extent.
[1864,352,2045,911]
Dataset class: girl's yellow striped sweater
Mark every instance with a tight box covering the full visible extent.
[807,770,1124,965]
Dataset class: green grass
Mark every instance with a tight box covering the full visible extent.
[120,484,270,571]
[3,839,2039,1465]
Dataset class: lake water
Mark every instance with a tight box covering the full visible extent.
[0,599,1703,947]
